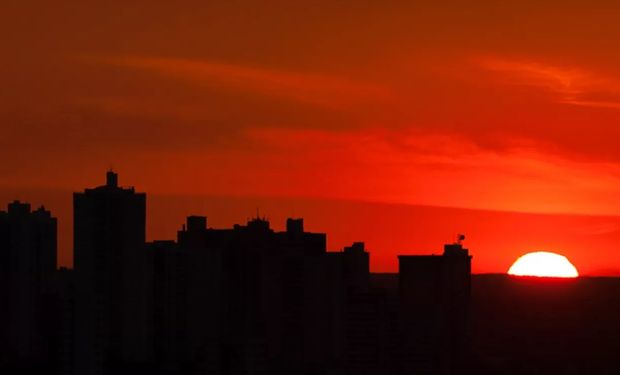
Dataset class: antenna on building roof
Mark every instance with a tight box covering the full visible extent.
[457,234,465,245]
[106,169,118,187]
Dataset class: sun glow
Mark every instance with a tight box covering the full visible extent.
[508,251,579,278]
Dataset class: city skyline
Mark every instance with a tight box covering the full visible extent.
[3,171,619,276]
[0,170,472,374]
[5,175,620,373]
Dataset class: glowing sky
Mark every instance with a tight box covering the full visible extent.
[4,1,620,274]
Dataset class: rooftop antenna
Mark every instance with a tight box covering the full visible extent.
[456,233,465,245]
[106,167,118,187]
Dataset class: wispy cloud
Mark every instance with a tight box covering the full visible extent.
[240,127,620,215]
[474,56,620,109]
[89,56,391,110]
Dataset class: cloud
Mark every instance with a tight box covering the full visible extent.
[474,56,620,109]
[233,127,620,215]
[90,56,392,111]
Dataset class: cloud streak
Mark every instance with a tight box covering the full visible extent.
[92,56,392,111]
[475,56,620,109]
[237,127,620,215]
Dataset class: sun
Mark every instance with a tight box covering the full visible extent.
[508,251,579,278]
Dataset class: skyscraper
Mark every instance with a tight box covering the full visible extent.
[73,171,152,375]
[0,201,57,362]
[398,241,472,374]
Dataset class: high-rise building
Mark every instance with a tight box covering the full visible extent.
[150,240,185,371]
[0,201,57,363]
[73,171,152,375]
[398,241,472,374]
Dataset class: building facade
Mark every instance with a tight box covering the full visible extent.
[73,171,152,375]
[0,201,57,367]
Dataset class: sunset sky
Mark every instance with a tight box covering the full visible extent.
[4,1,620,274]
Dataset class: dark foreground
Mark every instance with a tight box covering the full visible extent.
[4,271,620,374]
[469,274,620,374]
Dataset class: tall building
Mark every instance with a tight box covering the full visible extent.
[73,171,152,375]
[0,201,57,364]
[150,240,186,372]
[177,215,225,374]
[398,241,472,375]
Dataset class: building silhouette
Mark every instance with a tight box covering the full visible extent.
[398,242,471,374]
[73,171,153,374]
[0,201,58,369]
[1,172,472,375]
[148,212,470,374]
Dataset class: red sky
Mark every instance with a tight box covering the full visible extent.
[3,1,620,274]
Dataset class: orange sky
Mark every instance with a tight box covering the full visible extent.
[3,1,620,274]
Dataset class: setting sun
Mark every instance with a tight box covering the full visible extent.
[508,251,579,278]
